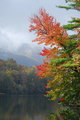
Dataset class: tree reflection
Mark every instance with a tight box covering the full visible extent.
[0,95,58,120]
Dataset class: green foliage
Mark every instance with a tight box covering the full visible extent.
[68,18,80,23]
[29,0,80,105]
[58,0,80,11]
[48,106,80,120]
[66,0,80,2]
[51,58,69,65]
[69,34,77,39]
[0,59,47,94]
[63,23,80,30]
[58,6,71,10]
[46,0,80,104]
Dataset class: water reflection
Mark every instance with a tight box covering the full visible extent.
[0,95,59,120]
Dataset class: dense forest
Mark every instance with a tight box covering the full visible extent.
[0,59,47,94]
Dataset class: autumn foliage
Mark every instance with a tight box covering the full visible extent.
[29,9,80,103]
[29,9,69,47]
[29,9,69,78]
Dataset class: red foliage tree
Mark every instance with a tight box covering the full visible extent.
[29,9,69,79]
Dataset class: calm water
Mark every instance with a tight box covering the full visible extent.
[0,95,59,120]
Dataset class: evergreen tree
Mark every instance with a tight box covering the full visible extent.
[29,0,80,105]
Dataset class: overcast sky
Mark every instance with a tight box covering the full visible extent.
[0,0,79,53]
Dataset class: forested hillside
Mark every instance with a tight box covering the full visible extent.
[0,59,47,94]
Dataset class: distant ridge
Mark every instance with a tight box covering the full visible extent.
[0,49,41,67]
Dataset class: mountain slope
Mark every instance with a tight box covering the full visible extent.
[0,50,41,67]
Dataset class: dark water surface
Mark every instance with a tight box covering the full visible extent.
[0,95,59,120]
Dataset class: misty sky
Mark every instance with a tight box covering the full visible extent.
[0,0,79,55]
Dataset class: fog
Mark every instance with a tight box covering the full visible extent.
[0,0,79,58]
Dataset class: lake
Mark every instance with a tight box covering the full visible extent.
[0,95,59,120]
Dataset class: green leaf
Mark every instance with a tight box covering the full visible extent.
[63,23,80,30]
